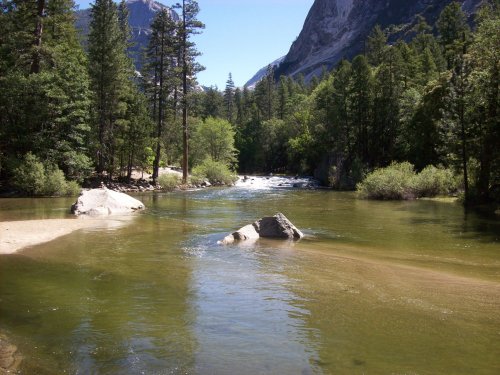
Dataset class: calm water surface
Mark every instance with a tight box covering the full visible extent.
[1,185,499,374]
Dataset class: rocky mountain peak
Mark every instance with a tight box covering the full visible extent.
[273,0,484,81]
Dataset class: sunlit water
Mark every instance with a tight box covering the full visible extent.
[1,181,499,374]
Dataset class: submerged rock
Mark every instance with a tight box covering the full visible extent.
[220,213,303,244]
[71,188,145,216]
[0,334,22,373]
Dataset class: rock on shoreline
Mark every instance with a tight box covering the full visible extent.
[71,188,145,216]
[220,213,304,244]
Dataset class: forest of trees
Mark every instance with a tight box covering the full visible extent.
[0,1,498,204]
[191,1,499,204]
[0,0,204,192]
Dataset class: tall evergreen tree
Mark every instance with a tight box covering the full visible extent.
[350,55,373,162]
[143,8,178,183]
[224,73,235,123]
[437,1,470,66]
[367,25,387,66]
[176,0,205,183]
[88,0,130,177]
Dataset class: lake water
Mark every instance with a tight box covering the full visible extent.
[1,180,499,374]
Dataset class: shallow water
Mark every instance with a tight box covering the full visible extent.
[0,184,499,374]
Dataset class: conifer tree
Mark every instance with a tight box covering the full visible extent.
[176,0,205,183]
[143,8,178,183]
[350,55,373,162]
[437,2,470,66]
[224,73,235,123]
[88,0,131,177]
[367,25,387,66]
[277,75,289,120]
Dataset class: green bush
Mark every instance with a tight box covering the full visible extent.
[43,165,68,196]
[12,152,46,195]
[11,153,81,196]
[188,174,206,186]
[357,162,457,200]
[192,158,238,186]
[65,180,82,197]
[357,162,416,200]
[158,173,181,191]
[413,165,456,197]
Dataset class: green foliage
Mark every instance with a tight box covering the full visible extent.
[11,153,81,196]
[43,165,69,196]
[357,162,458,200]
[357,162,417,200]
[191,158,238,186]
[158,173,181,191]
[413,165,457,197]
[191,117,238,166]
[65,180,83,197]
[12,153,46,196]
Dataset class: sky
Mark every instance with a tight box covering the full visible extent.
[75,0,315,88]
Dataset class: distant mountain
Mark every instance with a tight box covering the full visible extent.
[251,0,484,83]
[244,56,285,88]
[75,0,178,68]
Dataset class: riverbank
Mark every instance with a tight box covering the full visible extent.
[0,218,107,254]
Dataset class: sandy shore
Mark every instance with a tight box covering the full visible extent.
[0,218,104,255]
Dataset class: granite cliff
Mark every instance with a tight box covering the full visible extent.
[272,0,484,82]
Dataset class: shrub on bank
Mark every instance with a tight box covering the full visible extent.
[158,173,181,191]
[11,152,81,196]
[191,158,238,186]
[12,152,46,195]
[357,162,457,200]
[413,165,456,197]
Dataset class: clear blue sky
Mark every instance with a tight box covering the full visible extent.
[75,0,314,88]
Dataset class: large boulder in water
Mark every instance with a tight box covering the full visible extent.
[221,213,303,244]
[71,188,145,216]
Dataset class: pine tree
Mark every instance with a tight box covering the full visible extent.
[224,73,235,123]
[372,46,405,165]
[88,0,131,177]
[176,0,205,183]
[143,8,179,183]
[437,2,470,66]
[367,25,387,66]
[440,42,473,201]
[350,55,373,163]
[277,75,289,120]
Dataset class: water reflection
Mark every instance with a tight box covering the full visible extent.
[1,185,499,374]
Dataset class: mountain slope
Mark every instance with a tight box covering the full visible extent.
[273,0,483,81]
[245,56,285,89]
